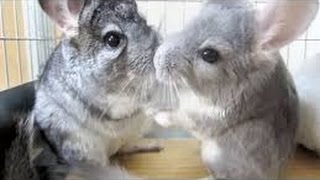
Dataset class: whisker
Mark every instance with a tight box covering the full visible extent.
[118,75,136,94]
[140,58,151,74]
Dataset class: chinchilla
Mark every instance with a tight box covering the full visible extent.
[151,0,318,179]
[292,53,320,154]
[4,0,160,179]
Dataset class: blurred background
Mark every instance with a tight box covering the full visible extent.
[0,0,319,91]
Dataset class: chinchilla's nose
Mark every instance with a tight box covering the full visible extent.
[154,42,179,83]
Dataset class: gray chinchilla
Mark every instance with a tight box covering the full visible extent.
[4,0,160,179]
[152,0,318,179]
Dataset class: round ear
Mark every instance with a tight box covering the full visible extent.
[68,0,85,15]
[203,0,246,7]
[256,0,319,51]
[38,0,85,36]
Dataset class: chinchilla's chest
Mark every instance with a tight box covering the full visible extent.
[84,93,152,138]
[35,96,150,156]
[35,89,151,137]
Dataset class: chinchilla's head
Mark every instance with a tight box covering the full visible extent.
[154,0,318,107]
[39,0,159,102]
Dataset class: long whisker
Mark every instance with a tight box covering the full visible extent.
[172,79,181,101]
[118,74,136,94]
[140,58,151,74]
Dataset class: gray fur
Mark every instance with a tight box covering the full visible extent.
[153,1,298,179]
[4,115,69,180]
[4,115,39,180]
[3,116,140,180]
[5,0,159,177]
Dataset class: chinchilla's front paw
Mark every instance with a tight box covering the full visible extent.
[153,111,174,128]
[146,108,174,128]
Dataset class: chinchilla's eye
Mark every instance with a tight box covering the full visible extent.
[200,48,220,64]
[104,31,123,48]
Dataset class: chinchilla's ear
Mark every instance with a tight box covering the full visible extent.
[203,0,245,6]
[256,0,319,51]
[38,0,86,37]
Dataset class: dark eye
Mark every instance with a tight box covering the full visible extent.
[104,31,122,48]
[200,48,220,64]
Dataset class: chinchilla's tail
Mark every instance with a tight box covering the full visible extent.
[3,114,68,180]
[3,115,142,180]
[3,114,40,180]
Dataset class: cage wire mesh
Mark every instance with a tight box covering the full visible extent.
[0,0,320,91]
